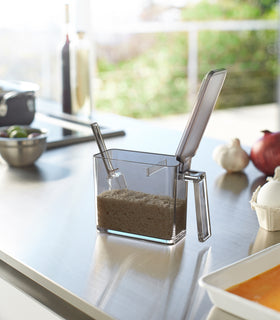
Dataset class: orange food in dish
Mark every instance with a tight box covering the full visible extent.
[226,264,280,312]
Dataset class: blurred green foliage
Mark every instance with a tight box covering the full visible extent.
[95,0,278,118]
[95,33,188,117]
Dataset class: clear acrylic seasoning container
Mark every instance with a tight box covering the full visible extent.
[93,69,227,245]
[94,148,214,244]
[94,149,189,244]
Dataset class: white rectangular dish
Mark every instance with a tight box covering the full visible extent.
[199,243,280,320]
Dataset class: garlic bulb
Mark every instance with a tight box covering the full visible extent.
[257,166,280,208]
[213,138,249,173]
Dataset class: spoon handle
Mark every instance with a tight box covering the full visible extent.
[91,122,114,174]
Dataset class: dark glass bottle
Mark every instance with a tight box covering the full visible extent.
[62,4,72,114]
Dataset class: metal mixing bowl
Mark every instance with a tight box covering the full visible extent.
[0,127,47,167]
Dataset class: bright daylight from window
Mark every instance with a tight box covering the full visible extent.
[0,0,279,129]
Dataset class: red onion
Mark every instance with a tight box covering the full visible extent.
[250,130,280,176]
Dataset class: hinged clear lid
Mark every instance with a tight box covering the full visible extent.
[176,69,227,168]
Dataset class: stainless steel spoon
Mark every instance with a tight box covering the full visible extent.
[91,122,127,190]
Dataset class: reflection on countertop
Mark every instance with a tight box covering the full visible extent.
[215,172,249,196]
[85,234,211,320]
[250,175,267,194]
[250,228,280,255]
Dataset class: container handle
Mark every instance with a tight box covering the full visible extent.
[184,170,211,242]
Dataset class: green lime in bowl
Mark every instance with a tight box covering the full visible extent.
[0,125,47,167]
